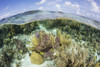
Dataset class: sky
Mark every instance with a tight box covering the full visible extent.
[0,0,100,21]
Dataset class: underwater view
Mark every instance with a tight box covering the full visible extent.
[0,0,100,67]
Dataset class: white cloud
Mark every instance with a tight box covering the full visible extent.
[56,4,62,11]
[38,7,43,10]
[96,14,100,18]
[65,1,71,5]
[46,2,55,5]
[0,13,11,19]
[23,9,27,11]
[64,1,80,9]
[36,0,46,5]
[56,0,62,2]
[56,4,60,9]
[64,1,80,14]
[4,6,9,10]
[88,0,100,13]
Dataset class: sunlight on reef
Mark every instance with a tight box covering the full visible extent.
[0,18,100,67]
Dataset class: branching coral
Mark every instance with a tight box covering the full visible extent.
[27,30,72,63]
[13,39,27,54]
[0,47,14,67]
[13,39,25,50]
[28,30,71,52]
[0,38,27,67]
[54,44,95,67]
[57,30,71,47]
[28,31,55,52]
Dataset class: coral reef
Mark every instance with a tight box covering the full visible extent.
[41,18,100,62]
[30,51,44,65]
[54,44,95,67]
[13,39,27,53]
[94,62,100,67]
[28,31,54,52]
[0,48,14,67]
[0,21,39,48]
[27,30,96,67]
[42,18,100,43]
[27,30,71,59]
[0,38,27,67]
[0,18,99,67]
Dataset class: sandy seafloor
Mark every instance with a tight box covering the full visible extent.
[11,53,55,67]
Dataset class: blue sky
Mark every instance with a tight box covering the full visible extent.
[0,0,100,21]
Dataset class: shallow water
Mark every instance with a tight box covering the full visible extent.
[0,18,100,67]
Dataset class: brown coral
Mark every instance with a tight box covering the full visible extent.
[54,44,95,67]
[94,62,100,67]
[30,51,44,64]
[28,30,71,52]
[27,30,95,67]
